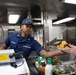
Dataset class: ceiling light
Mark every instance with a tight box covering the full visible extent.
[53,17,75,24]
[8,14,20,24]
[64,0,76,4]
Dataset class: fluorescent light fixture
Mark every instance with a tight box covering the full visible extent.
[8,14,20,24]
[53,17,75,24]
[64,0,76,4]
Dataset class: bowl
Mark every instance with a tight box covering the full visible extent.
[53,64,75,75]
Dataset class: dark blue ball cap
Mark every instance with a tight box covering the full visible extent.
[21,18,34,27]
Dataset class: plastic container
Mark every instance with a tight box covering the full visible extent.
[45,58,53,75]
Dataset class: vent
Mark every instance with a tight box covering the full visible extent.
[31,4,43,25]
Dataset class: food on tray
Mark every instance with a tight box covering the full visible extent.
[57,41,70,49]
[53,65,75,74]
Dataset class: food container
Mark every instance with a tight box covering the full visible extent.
[53,64,75,75]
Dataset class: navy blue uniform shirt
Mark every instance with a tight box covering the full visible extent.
[5,32,44,60]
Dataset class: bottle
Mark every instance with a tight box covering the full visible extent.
[41,54,46,64]
[35,55,39,69]
[35,60,39,69]
[38,59,42,71]
[41,62,46,75]
[45,58,53,75]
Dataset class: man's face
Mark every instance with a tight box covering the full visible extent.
[21,24,33,35]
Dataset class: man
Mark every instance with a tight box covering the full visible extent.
[0,18,64,60]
